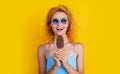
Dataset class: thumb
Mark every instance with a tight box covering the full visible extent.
[53,55,59,62]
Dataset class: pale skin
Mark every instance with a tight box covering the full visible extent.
[38,12,84,74]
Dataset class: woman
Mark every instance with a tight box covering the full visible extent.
[38,5,84,74]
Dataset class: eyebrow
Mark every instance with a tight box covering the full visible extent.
[52,17,67,20]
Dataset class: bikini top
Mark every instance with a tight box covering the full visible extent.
[44,44,77,74]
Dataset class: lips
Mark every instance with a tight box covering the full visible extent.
[56,28,64,31]
[57,28,63,30]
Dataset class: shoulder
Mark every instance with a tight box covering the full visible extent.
[38,44,47,56]
[75,42,84,50]
[73,42,84,56]
[38,44,45,51]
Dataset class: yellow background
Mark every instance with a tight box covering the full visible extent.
[0,0,120,74]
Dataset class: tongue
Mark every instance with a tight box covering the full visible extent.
[56,35,64,49]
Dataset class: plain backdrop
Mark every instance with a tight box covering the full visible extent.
[0,0,120,74]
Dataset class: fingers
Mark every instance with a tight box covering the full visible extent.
[53,55,59,62]
[56,50,68,62]
[56,51,65,57]
[56,54,67,62]
[56,49,67,58]
[53,54,61,67]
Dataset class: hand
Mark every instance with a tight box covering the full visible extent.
[55,49,70,69]
[53,53,61,68]
[56,49,68,63]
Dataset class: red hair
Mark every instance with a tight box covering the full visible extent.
[46,5,75,42]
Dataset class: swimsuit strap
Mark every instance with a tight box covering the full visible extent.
[44,44,49,55]
[73,43,77,56]
[73,43,76,51]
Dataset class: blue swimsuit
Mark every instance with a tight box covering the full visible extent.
[44,44,77,74]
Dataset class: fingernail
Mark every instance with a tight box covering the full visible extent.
[59,49,62,51]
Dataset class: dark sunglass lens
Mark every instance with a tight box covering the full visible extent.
[61,18,67,24]
[52,19,58,25]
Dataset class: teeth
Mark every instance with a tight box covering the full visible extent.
[57,28,63,30]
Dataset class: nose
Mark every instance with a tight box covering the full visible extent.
[57,21,62,26]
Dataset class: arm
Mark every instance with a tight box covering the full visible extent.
[65,43,84,74]
[62,62,80,74]
[46,53,61,74]
[38,44,61,74]
[76,43,84,74]
[46,64,58,74]
[56,43,84,74]
[38,45,46,74]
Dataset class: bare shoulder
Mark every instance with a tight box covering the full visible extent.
[38,44,45,51]
[38,44,46,56]
[74,42,84,56]
[75,42,84,50]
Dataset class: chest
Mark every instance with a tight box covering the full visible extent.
[45,44,76,58]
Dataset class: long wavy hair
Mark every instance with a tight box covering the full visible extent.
[45,5,76,42]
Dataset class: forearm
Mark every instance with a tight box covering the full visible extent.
[46,65,58,74]
[63,62,83,74]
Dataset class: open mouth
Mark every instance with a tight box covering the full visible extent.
[56,28,64,31]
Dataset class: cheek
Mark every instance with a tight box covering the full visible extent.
[51,25,57,32]
[64,24,69,31]
[65,23,69,28]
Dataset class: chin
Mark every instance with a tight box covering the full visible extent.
[55,32,63,35]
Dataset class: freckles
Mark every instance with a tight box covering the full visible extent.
[51,25,56,29]
[64,25,68,30]
[51,26,56,33]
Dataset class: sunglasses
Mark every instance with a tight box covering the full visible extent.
[51,18,67,25]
